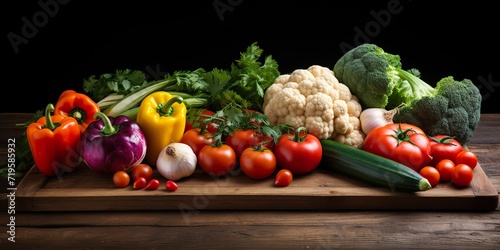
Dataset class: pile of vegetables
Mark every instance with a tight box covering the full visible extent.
[333,43,481,145]
[1,42,483,193]
[1,42,279,178]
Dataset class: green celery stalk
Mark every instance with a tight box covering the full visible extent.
[118,107,140,120]
[97,93,124,109]
[104,78,175,117]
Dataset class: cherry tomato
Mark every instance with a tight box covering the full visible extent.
[131,163,154,181]
[181,128,215,156]
[455,151,478,170]
[166,180,178,191]
[419,166,440,187]
[133,177,147,189]
[145,179,160,190]
[428,135,463,166]
[185,109,218,133]
[275,169,293,187]
[274,127,322,175]
[363,123,432,172]
[452,164,474,187]
[435,159,455,182]
[112,170,130,188]
[198,144,237,177]
[240,146,276,180]
[225,129,275,160]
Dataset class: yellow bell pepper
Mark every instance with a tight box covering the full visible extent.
[136,91,187,166]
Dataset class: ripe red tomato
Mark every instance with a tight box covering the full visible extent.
[113,171,130,188]
[274,127,322,175]
[240,146,276,180]
[455,151,478,170]
[363,123,432,172]
[452,164,474,187]
[428,135,464,166]
[275,169,293,187]
[131,163,154,181]
[181,128,215,156]
[419,166,440,187]
[198,144,237,177]
[185,109,218,133]
[225,129,275,160]
[435,159,455,182]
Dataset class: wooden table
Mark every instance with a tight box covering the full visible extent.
[1,113,499,249]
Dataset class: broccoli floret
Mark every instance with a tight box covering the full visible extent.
[334,43,434,109]
[334,43,403,108]
[393,76,482,145]
[334,43,482,145]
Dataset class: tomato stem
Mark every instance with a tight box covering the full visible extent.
[290,127,308,142]
[251,142,270,152]
[391,123,417,146]
[428,135,458,146]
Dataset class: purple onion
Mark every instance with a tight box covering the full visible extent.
[79,112,147,174]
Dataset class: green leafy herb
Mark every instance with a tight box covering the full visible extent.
[202,102,292,145]
[227,42,280,111]
[83,69,148,102]
[84,42,279,118]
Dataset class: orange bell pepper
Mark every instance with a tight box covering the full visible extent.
[54,90,100,132]
[27,104,82,176]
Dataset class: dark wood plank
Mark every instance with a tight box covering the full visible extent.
[1,211,499,249]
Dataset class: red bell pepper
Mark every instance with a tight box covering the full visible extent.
[54,90,100,132]
[27,104,81,176]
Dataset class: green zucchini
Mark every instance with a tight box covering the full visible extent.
[320,140,431,192]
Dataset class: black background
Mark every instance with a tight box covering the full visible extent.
[3,0,499,113]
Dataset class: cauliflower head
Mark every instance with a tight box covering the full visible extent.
[263,65,365,148]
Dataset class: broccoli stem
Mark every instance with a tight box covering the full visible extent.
[395,68,435,99]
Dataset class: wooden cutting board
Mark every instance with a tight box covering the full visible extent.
[14,159,498,212]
